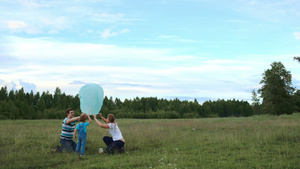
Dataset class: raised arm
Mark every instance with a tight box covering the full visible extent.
[66,116,80,124]
[87,114,92,124]
[93,114,109,128]
[99,113,109,123]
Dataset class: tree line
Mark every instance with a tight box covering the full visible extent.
[0,86,253,119]
[0,61,299,119]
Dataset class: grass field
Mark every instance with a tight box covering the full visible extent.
[0,114,300,169]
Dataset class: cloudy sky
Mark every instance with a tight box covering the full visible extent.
[0,0,299,103]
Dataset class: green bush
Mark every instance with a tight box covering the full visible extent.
[157,110,181,119]
[183,112,200,118]
[0,115,8,119]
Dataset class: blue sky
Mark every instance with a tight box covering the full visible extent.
[0,0,299,103]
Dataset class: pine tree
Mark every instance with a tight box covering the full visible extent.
[251,89,261,115]
[0,86,8,101]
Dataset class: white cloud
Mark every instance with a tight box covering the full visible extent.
[157,35,200,43]
[18,0,49,8]
[225,19,250,24]
[101,29,118,39]
[159,35,178,39]
[294,32,300,40]
[0,20,41,34]
[40,16,69,30]
[0,36,262,99]
[0,16,69,34]
[92,13,126,23]
[0,79,17,91]
[101,28,129,39]
[249,0,256,5]
[1,20,28,29]
[120,29,129,34]
[0,2,128,36]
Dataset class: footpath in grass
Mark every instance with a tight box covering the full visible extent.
[0,113,299,168]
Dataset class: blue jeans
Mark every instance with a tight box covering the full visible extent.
[103,136,125,153]
[59,139,77,153]
[75,136,87,155]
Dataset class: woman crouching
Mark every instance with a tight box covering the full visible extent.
[93,113,125,153]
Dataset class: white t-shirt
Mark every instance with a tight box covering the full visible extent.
[108,123,123,141]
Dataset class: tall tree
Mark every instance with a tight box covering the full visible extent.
[16,88,25,101]
[8,90,15,101]
[258,62,295,115]
[0,86,8,101]
[36,97,46,113]
[251,89,260,104]
[251,89,261,115]
[53,87,62,109]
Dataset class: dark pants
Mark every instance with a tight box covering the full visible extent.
[57,139,77,153]
[103,136,125,153]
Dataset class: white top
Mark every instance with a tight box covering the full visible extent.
[108,123,123,141]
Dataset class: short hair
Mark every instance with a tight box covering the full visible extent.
[65,108,73,116]
[79,114,88,122]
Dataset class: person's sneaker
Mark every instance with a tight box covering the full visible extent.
[51,145,60,153]
[51,148,57,153]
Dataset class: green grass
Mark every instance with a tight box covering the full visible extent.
[1,114,300,169]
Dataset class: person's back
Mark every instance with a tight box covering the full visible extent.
[75,114,91,156]
[108,123,123,141]
[78,123,87,138]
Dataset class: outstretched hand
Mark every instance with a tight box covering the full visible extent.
[93,114,97,119]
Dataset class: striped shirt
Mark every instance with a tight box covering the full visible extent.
[60,118,76,140]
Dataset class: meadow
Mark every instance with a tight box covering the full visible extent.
[0,114,299,169]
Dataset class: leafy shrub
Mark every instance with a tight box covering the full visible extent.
[183,112,199,118]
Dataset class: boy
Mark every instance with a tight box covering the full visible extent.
[74,113,91,156]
